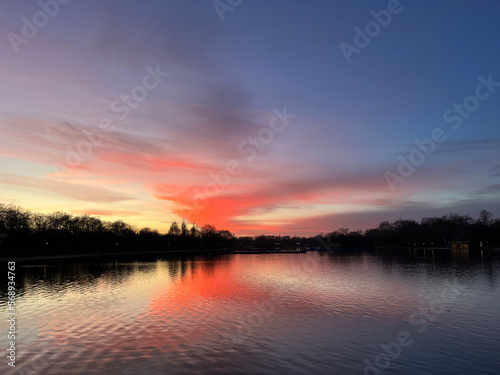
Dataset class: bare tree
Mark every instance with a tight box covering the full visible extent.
[478,210,494,226]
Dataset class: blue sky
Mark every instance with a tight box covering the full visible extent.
[0,0,499,235]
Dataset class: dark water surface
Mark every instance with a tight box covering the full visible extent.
[2,250,500,374]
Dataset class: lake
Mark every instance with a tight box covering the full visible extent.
[2,250,500,374]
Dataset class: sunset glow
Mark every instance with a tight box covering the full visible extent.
[1,1,499,235]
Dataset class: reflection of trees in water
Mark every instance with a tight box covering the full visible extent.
[18,261,144,292]
[0,253,233,298]
[164,253,229,280]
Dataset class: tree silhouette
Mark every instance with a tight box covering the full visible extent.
[0,203,498,257]
[168,222,181,236]
[190,224,199,237]
[478,210,493,226]
[181,220,188,236]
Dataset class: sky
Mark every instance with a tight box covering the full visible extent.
[0,0,499,236]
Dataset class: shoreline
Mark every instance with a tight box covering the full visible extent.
[0,247,349,261]
[0,248,233,262]
[1,246,499,262]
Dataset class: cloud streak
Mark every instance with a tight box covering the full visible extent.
[0,174,131,203]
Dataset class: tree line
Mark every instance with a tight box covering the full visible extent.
[317,210,499,249]
[0,203,498,257]
[0,204,235,257]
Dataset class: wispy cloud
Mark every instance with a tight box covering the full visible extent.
[433,138,500,155]
[0,174,131,203]
[72,209,141,217]
[1,0,500,234]
[476,184,500,195]
[489,164,500,177]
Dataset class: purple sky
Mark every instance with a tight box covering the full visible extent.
[0,0,499,235]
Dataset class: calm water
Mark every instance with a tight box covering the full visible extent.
[2,250,500,374]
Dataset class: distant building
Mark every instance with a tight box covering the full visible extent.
[451,241,469,250]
